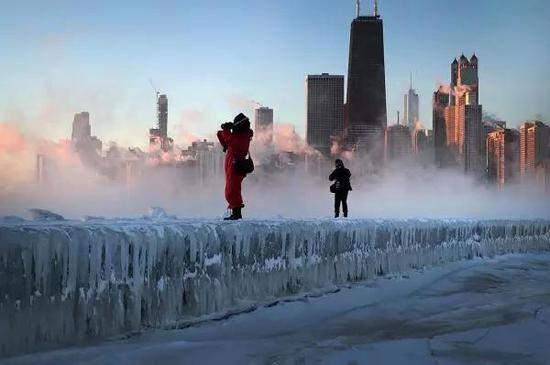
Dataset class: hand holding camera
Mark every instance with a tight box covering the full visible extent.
[221,122,234,130]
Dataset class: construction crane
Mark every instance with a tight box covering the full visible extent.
[149,78,159,100]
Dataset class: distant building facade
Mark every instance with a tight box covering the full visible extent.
[437,54,483,174]
[520,121,550,181]
[306,73,344,157]
[180,139,224,184]
[71,111,102,165]
[385,124,412,160]
[413,128,431,154]
[486,128,519,187]
[433,87,450,167]
[71,112,91,143]
[149,94,173,152]
[404,76,419,130]
[254,106,274,144]
[535,159,550,191]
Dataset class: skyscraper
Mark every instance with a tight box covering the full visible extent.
[446,54,483,174]
[460,104,484,173]
[385,124,411,160]
[157,94,168,138]
[520,121,550,181]
[306,73,344,157]
[149,94,173,152]
[254,106,274,144]
[433,87,449,167]
[71,111,91,143]
[413,128,430,154]
[345,0,387,154]
[71,111,102,159]
[403,75,419,130]
[486,128,519,187]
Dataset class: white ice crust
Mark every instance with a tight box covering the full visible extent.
[0,218,549,357]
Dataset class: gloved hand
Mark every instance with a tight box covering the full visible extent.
[221,122,234,130]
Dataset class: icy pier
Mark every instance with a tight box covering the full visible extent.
[1,218,550,357]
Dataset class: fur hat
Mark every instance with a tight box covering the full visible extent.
[233,113,249,126]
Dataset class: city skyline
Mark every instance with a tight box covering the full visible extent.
[1,0,549,149]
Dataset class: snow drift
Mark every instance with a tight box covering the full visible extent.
[1,218,550,357]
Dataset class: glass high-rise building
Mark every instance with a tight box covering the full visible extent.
[345,3,387,153]
[306,73,344,157]
[404,76,419,130]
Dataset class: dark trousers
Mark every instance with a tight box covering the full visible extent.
[334,191,348,217]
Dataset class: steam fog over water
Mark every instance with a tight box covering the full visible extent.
[0,121,548,220]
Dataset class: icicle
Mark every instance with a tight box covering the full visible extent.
[1,218,550,357]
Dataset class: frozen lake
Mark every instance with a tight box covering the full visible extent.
[3,253,550,365]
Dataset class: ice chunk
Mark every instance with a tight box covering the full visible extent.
[0,215,26,223]
[147,206,176,219]
[28,208,65,221]
[82,215,106,221]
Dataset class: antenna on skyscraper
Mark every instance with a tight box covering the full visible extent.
[149,78,159,100]
[356,0,361,17]
[374,0,379,17]
[409,72,413,90]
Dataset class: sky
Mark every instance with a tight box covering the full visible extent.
[1,0,549,149]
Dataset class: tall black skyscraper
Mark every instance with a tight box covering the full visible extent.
[346,0,387,154]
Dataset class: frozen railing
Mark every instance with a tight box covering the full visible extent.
[1,218,550,357]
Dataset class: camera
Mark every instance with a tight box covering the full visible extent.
[221,122,234,130]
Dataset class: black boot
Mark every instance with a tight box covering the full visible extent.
[234,207,242,220]
[224,207,242,220]
[334,212,339,218]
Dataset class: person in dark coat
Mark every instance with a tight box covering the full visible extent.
[329,159,352,218]
[217,113,253,220]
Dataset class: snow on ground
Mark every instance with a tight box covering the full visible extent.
[2,253,550,365]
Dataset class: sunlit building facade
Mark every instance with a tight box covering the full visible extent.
[520,121,550,181]
[486,128,519,187]
[444,55,484,174]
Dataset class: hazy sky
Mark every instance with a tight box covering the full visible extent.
[1,0,549,148]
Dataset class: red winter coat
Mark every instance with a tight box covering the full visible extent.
[217,128,253,209]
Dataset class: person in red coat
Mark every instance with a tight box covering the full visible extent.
[217,113,253,220]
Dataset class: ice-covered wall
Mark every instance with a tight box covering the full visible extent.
[1,218,550,357]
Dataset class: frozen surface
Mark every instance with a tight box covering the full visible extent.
[28,209,64,221]
[2,253,550,365]
[1,218,550,357]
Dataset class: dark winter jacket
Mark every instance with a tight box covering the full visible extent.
[329,167,352,192]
